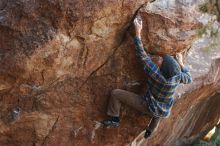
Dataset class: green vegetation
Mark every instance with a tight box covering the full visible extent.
[194,127,220,146]
[199,0,220,19]
[199,2,209,13]
[197,0,220,52]
[197,22,219,52]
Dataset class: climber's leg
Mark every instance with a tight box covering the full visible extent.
[144,116,160,138]
[107,89,152,117]
[103,89,152,127]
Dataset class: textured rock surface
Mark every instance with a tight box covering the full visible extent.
[139,0,202,55]
[0,0,219,146]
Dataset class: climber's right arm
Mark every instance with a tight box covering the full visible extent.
[133,18,160,74]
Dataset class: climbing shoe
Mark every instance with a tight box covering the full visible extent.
[102,117,120,127]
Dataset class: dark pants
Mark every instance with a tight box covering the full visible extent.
[107,89,160,133]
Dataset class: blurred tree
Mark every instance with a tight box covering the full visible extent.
[200,0,220,21]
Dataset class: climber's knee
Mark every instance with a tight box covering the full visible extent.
[111,89,123,98]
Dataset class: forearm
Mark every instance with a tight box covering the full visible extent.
[135,30,141,38]
[176,54,185,70]
[178,62,185,70]
[133,36,161,75]
[133,37,149,60]
[175,54,192,83]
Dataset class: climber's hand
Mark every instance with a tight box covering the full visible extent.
[134,16,142,38]
[176,53,184,68]
[144,129,152,139]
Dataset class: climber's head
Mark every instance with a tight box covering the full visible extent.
[160,55,181,79]
[151,55,163,68]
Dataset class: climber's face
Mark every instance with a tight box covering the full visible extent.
[151,56,163,68]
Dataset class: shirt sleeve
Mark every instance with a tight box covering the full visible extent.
[133,37,158,72]
[180,67,192,84]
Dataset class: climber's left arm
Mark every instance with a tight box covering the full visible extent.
[180,67,192,84]
[176,54,192,84]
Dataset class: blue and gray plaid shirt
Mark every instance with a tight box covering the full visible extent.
[134,37,192,118]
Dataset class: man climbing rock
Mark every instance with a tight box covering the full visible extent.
[103,16,192,139]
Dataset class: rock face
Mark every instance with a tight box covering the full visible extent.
[0,0,219,146]
[139,0,202,55]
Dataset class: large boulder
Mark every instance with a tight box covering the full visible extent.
[139,0,202,55]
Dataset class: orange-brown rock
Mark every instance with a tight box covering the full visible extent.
[0,0,219,146]
[139,0,202,55]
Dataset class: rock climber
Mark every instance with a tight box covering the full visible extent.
[102,16,192,139]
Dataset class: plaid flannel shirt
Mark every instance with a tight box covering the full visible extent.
[134,37,192,118]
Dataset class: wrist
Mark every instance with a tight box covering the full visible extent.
[135,33,141,38]
[179,62,184,68]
